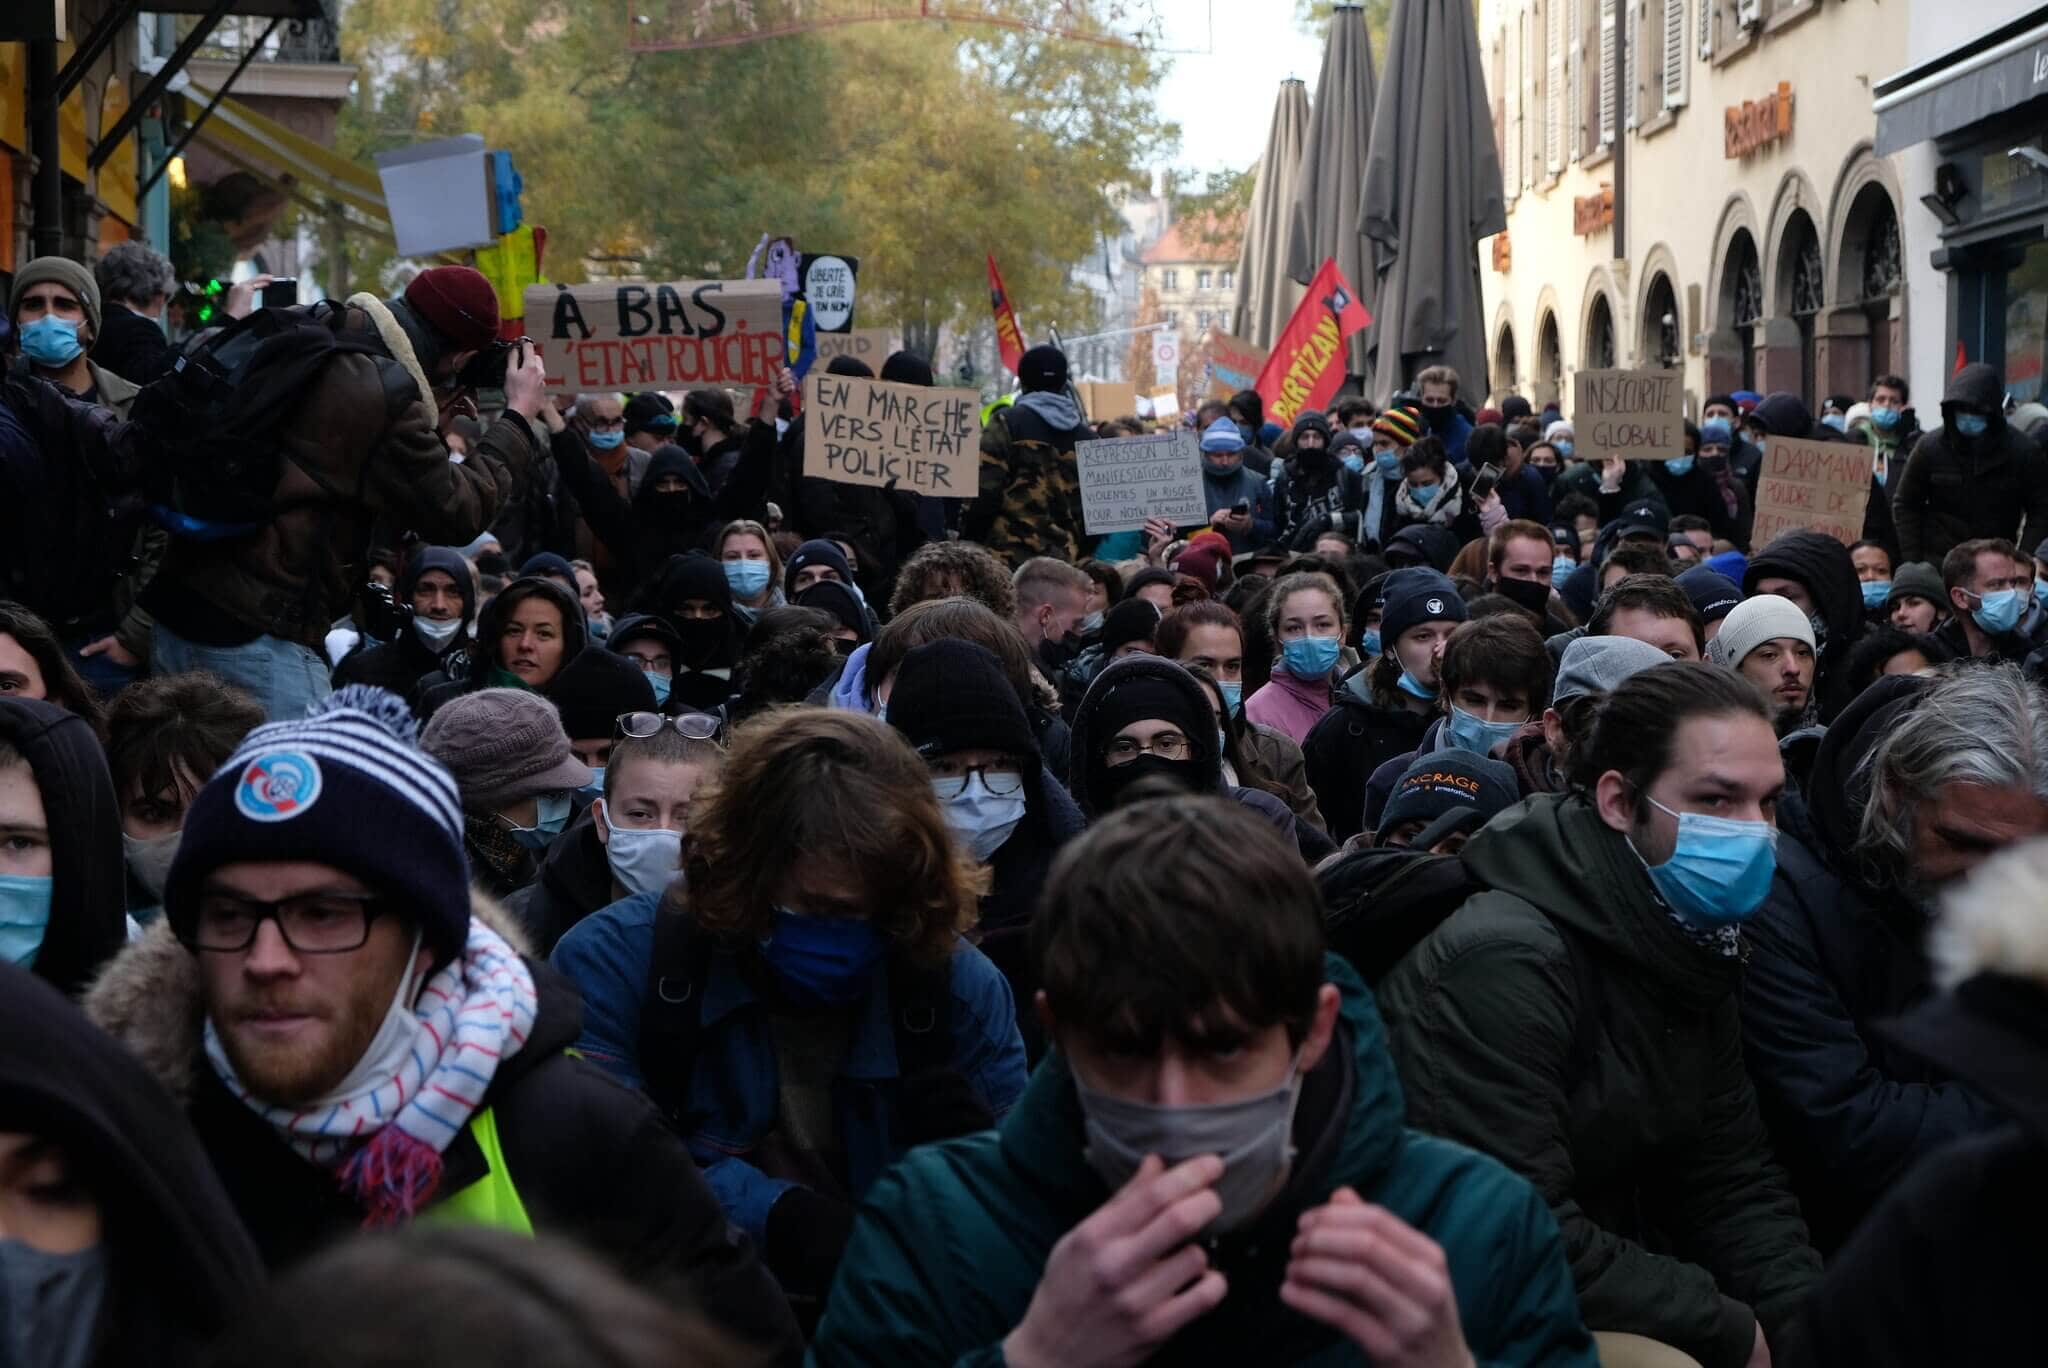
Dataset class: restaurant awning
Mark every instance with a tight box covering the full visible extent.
[1873,7,2048,156]
[179,81,393,238]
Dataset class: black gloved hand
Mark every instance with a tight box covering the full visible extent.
[764,1185,856,1298]
[897,1066,995,1147]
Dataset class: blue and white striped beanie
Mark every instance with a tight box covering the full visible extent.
[164,686,472,962]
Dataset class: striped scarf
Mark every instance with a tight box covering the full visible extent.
[205,920,538,1227]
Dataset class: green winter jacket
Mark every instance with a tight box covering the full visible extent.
[1372,793,1821,1368]
[807,954,1594,1368]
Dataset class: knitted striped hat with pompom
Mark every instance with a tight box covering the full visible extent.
[164,686,471,962]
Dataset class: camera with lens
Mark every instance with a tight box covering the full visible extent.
[455,335,535,392]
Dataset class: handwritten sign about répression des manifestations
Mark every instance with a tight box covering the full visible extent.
[800,373,980,499]
[524,279,784,394]
[1573,368,1686,461]
[1076,428,1207,535]
[1751,436,1873,547]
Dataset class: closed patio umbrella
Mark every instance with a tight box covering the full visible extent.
[1359,0,1505,403]
[1231,78,1310,351]
[1284,4,1378,381]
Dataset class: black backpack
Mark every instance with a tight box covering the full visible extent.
[130,301,414,541]
[636,907,955,1125]
[1319,844,1608,1086]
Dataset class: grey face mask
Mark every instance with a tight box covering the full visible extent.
[1074,1049,1307,1235]
[0,1238,108,1368]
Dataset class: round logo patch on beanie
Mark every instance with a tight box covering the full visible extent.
[1426,597,1445,614]
[235,751,324,822]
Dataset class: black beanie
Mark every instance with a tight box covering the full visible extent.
[547,649,656,742]
[795,580,870,643]
[1101,598,1162,655]
[1088,672,1203,746]
[826,355,875,379]
[1020,344,1068,394]
[785,539,854,596]
[887,640,1038,759]
[881,350,935,387]
[647,552,733,617]
[1378,567,1468,648]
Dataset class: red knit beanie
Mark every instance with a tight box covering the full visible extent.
[402,266,500,351]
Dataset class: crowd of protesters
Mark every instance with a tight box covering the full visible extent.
[4,244,2048,1367]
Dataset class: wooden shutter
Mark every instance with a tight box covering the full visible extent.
[1547,0,1566,170]
[1569,0,1585,160]
[1506,16,1523,199]
[1663,0,1689,108]
[1599,0,1618,147]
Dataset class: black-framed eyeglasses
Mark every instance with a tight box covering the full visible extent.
[1104,731,1192,765]
[928,764,1027,800]
[187,891,390,954]
[616,711,721,741]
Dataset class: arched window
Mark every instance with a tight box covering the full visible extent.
[1779,209,1824,404]
[1721,230,1762,392]
[1642,274,1681,369]
[1585,293,1616,370]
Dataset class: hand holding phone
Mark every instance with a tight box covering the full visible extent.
[1470,462,1502,503]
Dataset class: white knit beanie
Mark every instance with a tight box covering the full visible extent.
[1709,594,1816,669]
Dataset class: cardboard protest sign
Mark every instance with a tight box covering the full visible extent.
[524,280,784,396]
[799,253,858,331]
[814,329,895,368]
[1148,388,1181,420]
[1254,258,1371,426]
[1206,330,1269,402]
[1751,436,1872,548]
[1077,381,1139,422]
[1077,427,1206,535]
[1572,368,1685,460]
[800,372,979,499]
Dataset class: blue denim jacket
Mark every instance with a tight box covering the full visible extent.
[551,892,1028,1243]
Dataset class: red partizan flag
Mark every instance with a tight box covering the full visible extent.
[987,253,1026,376]
[1954,339,1969,374]
[1253,257,1372,426]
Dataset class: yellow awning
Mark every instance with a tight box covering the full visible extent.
[180,82,391,229]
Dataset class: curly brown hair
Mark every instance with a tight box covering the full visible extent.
[673,708,987,962]
[889,541,1018,619]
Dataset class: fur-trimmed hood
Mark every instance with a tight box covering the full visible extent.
[1930,838,2048,991]
[83,891,532,1105]
[346,290,436,426]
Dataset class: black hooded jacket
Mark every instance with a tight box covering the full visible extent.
[1748,391,1896,558]
[1069,655,1329,862]
[1739,674,2000,1255]
[632,553,739,711]
[505,813,615,957]
[1301,668,1434,844]
[0,696,124,994]
[1892,362,2048,564]
[550,423,774,605]
[0,962,264,1366]
[333,545,479,706]
[1743,529,1866,723]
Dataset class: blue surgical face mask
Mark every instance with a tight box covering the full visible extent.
[1870,405,1901,430]
[1973,586,2023,635]
[1955,412,1990,438]
[1360,627,1382,657]
[1444,703,1525,756]
[1552,554,1579,583]
[1078,610,1104,636]
[1409,483,1441,507]
[1664,455,1696,476]
[933,773,1027,863]
[723,558,772,599]
[1396,668,1438,700]
[0,874,56,967]
[1217,679,1243,714]
[1281,634,1341,679]
[588,428,626,450]
[1374,449,1403,479]
[646,671,673,706]
[1860,579,1893,610]
[17,315,83,368]
[1630,796,1777,926]
[1552,439,1574,459]
[2035,579,2048,610]
[600,801,683,897]
[577,766,606,799]
[1820,413,1847,433]
[0,1238,109,1368]
[1341,452,1365,475]
[762,906,886,1007]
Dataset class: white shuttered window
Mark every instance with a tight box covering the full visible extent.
[1663,0,1689,109]
[1598,0,1618,147]
[1547,0,1565,170]
[1506,13,1523,199]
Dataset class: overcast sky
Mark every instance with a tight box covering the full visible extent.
[1154,0,1327,175]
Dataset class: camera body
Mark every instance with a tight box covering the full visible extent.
[455,336,534,392]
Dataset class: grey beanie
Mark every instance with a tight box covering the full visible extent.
[419,688,592,811]
[1888,561,1945,608]
[9,255,102,339]
[1553,635,1672,708]
[1708,594,1816,670]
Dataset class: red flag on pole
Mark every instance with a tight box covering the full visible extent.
[988,253,1026,376]
[1954,339,1969,375]
[1253,257,1372,426]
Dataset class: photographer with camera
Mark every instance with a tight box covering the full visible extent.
[140,265,550,719]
